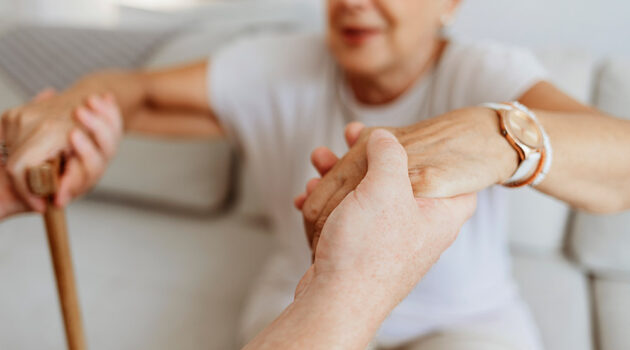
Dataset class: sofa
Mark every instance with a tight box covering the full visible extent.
[0,6,629,350]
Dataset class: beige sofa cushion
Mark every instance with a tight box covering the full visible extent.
[0,67,24,109]
[568,58,630,276]
[512,253,593,350]
[594,277,630,350]
[596,58,630,118]
[570,211,630,276]
[506,188,570,253]
[0,199,274,350]
[92,136,232,211]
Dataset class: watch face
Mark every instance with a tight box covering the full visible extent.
[505,109,544,149]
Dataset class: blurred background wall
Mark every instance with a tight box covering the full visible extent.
[0,0,628,57]
[450,0,630,57]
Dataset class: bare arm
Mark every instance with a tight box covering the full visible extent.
[519,82,630,213]
[244,278,387,350]
[246,130,476,350]
[301,81,630,246]
[0,59,224,214]
[54,60,223,137]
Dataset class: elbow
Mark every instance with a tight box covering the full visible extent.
[577,191,630,215]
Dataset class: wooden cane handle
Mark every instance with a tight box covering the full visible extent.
[29,159,86,350]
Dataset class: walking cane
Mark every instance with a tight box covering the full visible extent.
[28,157,86,350]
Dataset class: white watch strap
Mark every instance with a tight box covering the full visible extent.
[480,102,551,186]
[512,101,553,186]
[506,152,541,184]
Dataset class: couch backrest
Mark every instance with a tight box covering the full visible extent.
[569,59,630,279]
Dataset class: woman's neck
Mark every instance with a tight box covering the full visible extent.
[347,39,446,106]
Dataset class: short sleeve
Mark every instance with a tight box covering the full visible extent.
[208,35,277,149]
[207,33,331,155]
[443,41,549,107]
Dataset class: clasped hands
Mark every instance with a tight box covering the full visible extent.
[2,90,513,304]
[295,108,519,258]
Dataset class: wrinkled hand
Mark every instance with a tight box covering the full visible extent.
[0,89,122,217]
[294,129,476,305]
[298,108,516,250]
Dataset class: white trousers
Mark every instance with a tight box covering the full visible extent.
[238,255,543,350]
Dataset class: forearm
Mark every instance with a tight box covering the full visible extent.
[397,101,630,213]
[65,61,214,134]
[244,277,391,350]
[534,110,630,213]
[66,70,148,123]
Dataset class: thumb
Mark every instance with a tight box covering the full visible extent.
[344,122,365,148]
[364,129,409,185]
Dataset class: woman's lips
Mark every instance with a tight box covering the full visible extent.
[340,27,381,45]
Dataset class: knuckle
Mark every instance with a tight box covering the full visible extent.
[0,110,9,123]
[39,118,56,130]
[6,110,20,124]
[409,166,442,195]
[302,201,319,223]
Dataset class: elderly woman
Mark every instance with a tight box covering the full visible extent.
[2,0,630,349]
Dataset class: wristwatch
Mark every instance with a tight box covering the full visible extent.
[481,102,551,187]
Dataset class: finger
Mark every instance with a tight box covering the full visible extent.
[306,178,320,196]
[2,111,18,149]
[5,162,46,213]
[364,129,410,185]
[344,122,365,148]
[75,106,118,158]
[310,147,338,177]
[294,193,307,210]
[87,93,123,133]
[55,157,84,207]
[70,129,105,188]
[0,170,29,217]
[32,88,56,102]
[302,170,345,244]
[302,147,366,248]
[295,177,322,211]
[310,179,357,255]
[0,112,5,143]
[88,93,123,132]
[5,125,70,212]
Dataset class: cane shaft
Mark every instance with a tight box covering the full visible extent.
[28,158,86,350]
[44,204,86,350]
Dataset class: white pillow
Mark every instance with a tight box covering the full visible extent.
[93,136,233,212]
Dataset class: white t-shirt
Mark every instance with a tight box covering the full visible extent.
[209,33,547,346]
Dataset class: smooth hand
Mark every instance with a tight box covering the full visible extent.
[299,107,516,250]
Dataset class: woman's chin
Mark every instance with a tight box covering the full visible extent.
[336,54,389,77]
